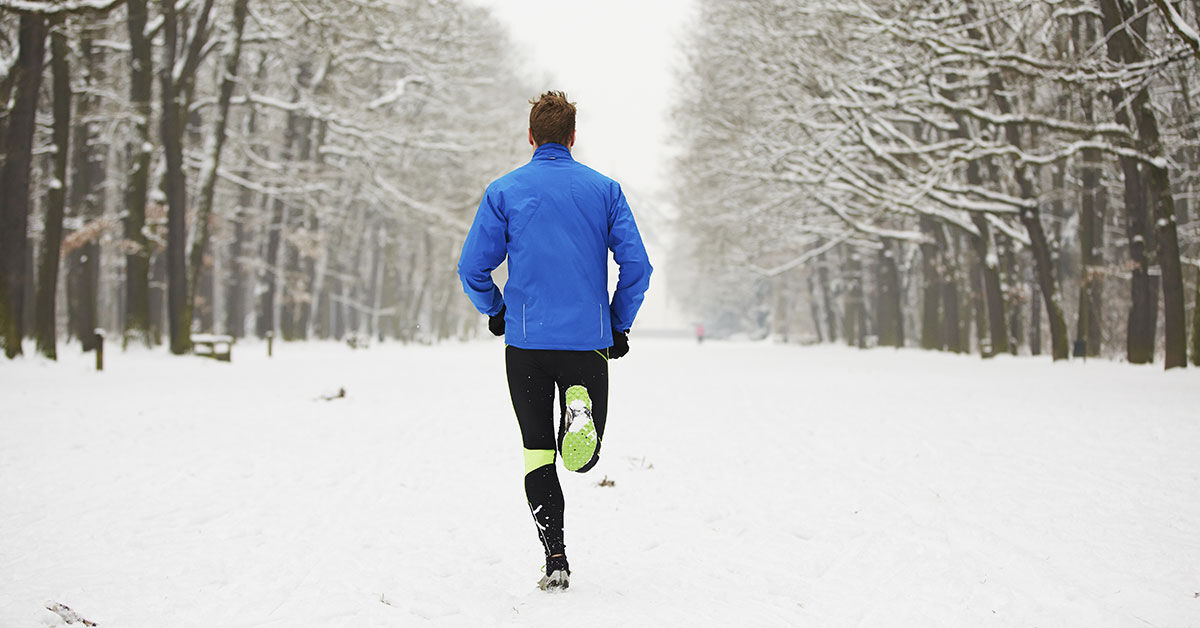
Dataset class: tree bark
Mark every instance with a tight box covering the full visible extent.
[1029,280,1042,355]
[875,242,903,347]
[187,0,249,338]
[257,72,305,339]
[225,216,246,336]
[159,0,188,354]
[1192,266,1200,366]
[1119,152,1157,363]
[225,54,267,338]
[1001,237,1022,355]
[123,0,154,346]
[0,13,49,359]
[968,214,1008,356]
[366,224,385,340]
[160,0,215,354]
[818,251,838,342]
[1077,104,1106,357]
[940,227,963,353]
[844,249,867,348]
[1099,0,1187,368]
[34,25,71,359]
[955,1,1067,359]
[66,32,103,351]
[806,270,825,343]
[970,251,986,354]
[1017,189,1070,360]
[988,78,1070,360]
[919,216,941,350]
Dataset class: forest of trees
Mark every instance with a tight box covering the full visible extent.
[673,0,1200,369]
[7,0,1200,371]
[0,0,529,360]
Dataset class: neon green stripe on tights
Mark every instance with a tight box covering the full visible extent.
[524,448,556,475]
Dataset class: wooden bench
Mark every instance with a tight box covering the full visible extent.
[191,333,234,362]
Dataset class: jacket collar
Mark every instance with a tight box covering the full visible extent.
[532,142,573,161]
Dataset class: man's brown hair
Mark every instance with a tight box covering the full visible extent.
[528,91,576,147]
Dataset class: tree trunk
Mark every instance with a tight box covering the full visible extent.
[67,33,103,351]
[1001,237,1022,355]
[123,0,154,346]
[1192,267,1200,366]
[149,247,165,344]
[367,225,385,339]
[1136,105,1187,369]
[989,80,1069,360]
[1120,154,1157,363]
[307,225,331,339]
[806,270,824,343]
[919,217,941,350]
[844,249,866,348]
[226,55,267,339]
[188,0,249,338]
[875,242,903,347]
[256,199,279,338]
[940,228,963,353]
[956,2,1067,358]
[294,123,322,340]
[35,26,71,360]
[159,0,189,355]
[968,215,1008,356]
[225,216,246,337]
[1076,17,1105,358]
[970,253,986,354]
[1029,280,1042,355]
[257,76,303,338]
[818,251,838,342]
[1077,130,1105,357]
[1099,0,1187,368]
[0,14,49,359]
[1017,192,1070,360]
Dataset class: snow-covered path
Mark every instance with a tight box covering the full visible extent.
[3,340,1198,627]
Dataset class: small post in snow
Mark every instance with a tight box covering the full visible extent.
[94,329,105,372]
[267,330,274,357]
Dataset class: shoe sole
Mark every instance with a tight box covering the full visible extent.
[538,570,570,591]
[561,385,597,472]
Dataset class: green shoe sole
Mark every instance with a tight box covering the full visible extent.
[561,385,597,471]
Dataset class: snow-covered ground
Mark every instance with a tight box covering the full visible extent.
[2,339,1198,627]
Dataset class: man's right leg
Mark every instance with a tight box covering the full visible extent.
[505,346,568,577]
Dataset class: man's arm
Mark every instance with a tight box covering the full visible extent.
[457,188,507,316]
[607,185,652,332]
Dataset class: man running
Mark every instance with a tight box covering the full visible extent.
[457,91,652,591]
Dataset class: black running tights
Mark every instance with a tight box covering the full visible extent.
[505,346,608,560]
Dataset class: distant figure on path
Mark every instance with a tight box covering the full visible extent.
[696,323,705,344]
[457,91,653,591]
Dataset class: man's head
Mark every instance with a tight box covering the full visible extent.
[528,91,576,149]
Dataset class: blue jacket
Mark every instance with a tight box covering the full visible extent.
[457,143,652,350]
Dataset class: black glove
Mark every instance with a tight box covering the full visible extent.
[610,329,629,359]
[488,305,506,337]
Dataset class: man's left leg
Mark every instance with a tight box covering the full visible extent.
[505,347,568,583]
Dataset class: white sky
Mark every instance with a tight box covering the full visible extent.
[468,0,696,204]
[467,0,698,329]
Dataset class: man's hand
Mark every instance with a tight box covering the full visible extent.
[489,305,506,337]
[610,329,629,359]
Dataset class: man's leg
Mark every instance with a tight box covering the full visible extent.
[505,346,567,569]
[555,349,609,473]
